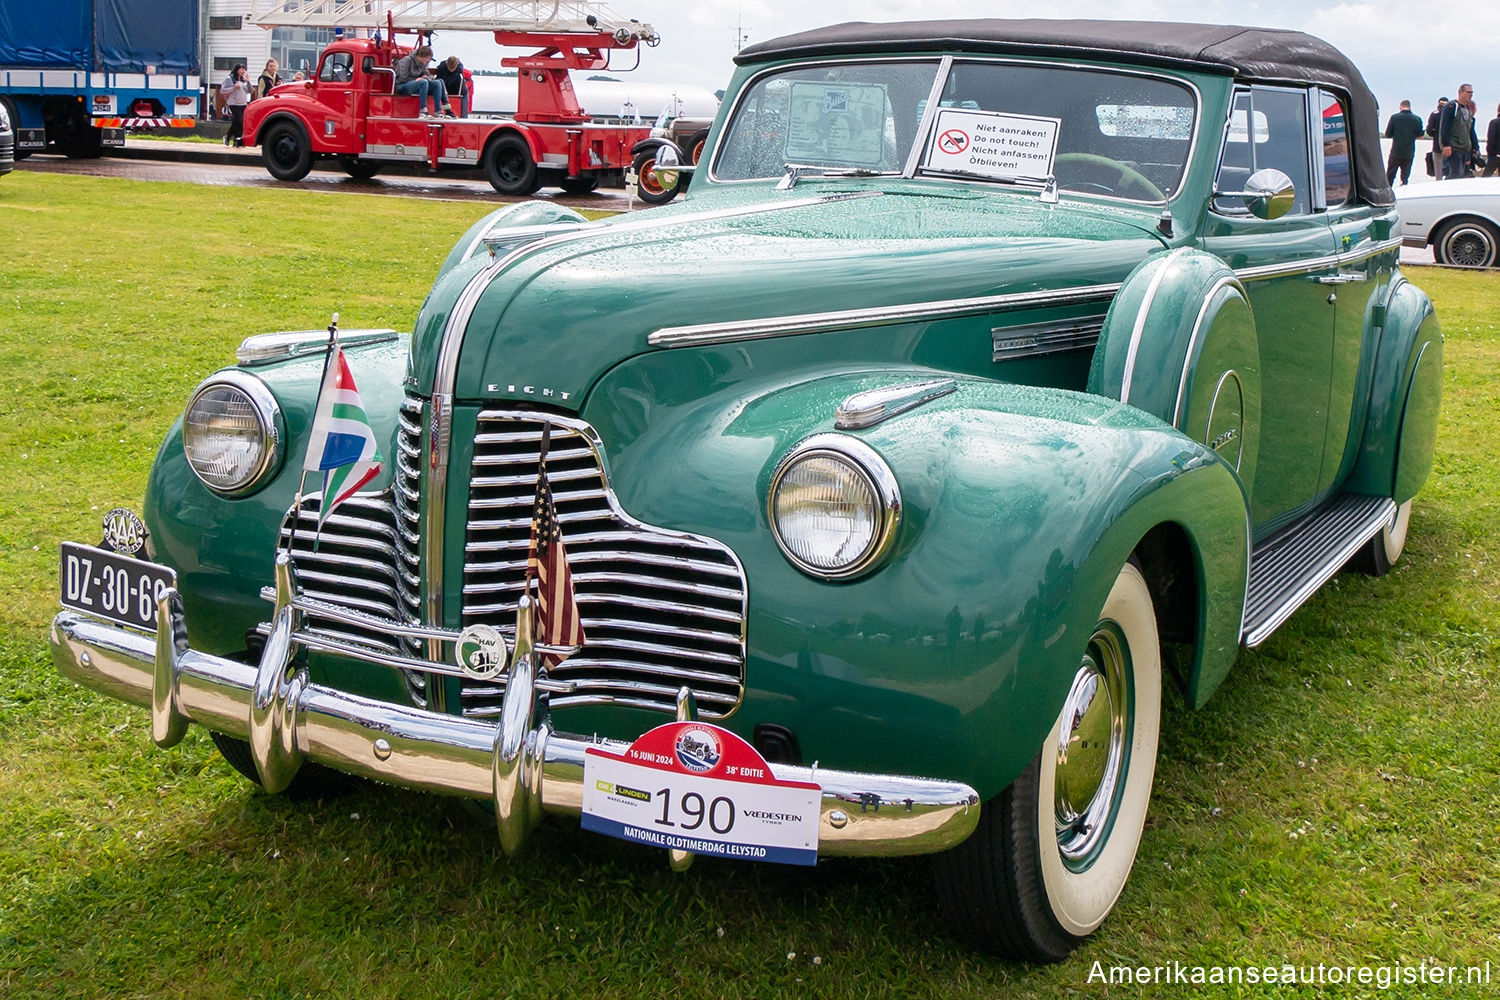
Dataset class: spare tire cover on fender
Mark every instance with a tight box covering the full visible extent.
[1088,248,1261,490]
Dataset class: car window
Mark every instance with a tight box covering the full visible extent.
[319,51,354,84]
[933,62,1195,200]
[1319,89,1351,208]
[715,61,941,179]
[1214,86,1313,216]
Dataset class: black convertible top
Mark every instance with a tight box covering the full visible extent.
[737,20,1392,207]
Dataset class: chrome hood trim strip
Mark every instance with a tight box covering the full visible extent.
[647,282,1122,349]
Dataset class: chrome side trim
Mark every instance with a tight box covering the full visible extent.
[1232,236,1403,282]
[835,378,957,430]
[648,283,1121,349]
[51,610,982,859]
[424,191,889,641]
[1171,275,1248,428]
[1120,247,1189,404]
[990,315,1107,362]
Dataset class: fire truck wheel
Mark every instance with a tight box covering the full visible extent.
[337,155,384,180]
[262,119,313,182]
[559,174,599,195]
[485,135,540,196]
[633,149,680,205]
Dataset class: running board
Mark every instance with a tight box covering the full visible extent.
[1242,494,1397,647]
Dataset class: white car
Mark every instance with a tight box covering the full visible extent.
[1397,176,1500,267]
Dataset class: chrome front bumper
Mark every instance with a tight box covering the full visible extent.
[50,569,980,862]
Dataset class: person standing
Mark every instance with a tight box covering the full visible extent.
[1384,100,1425,185]
[1483,103,1500,178]
[434,56,468,117]
[254,59,282,101]
[393,45,452,117]
[1439,84,1475,180]
[219,65,252,147]
[1427,97,1448,178]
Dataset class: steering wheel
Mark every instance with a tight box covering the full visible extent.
[1053,153,1166,202]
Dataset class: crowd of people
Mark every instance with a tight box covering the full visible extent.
[1383,84,1500,185]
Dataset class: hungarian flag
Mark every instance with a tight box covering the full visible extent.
[303,346,382,525]
[526,427,585,665]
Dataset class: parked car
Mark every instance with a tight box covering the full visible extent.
[0,101,15,177]
[1397,176,1500,266]
[631,114,715,204]
[52,19,1441,960]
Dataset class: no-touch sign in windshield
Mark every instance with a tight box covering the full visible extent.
[923,108,1061,179]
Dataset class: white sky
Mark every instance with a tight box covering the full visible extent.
[428,1,1500,120]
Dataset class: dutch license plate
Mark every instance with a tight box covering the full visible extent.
[59,542,176,633]
[582,721,821,866]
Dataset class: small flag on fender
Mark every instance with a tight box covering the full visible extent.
[526,425,586,665]
[304,344,383,525]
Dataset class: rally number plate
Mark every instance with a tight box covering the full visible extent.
[59,542,176,633]
[582,722,822,866]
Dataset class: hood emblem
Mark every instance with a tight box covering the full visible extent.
[488,383,572,401]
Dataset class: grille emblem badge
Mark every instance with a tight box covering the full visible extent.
[456,624,509,680]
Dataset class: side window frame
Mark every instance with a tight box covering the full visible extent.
[1212,83,1317,218]
[1313,87,1355,211]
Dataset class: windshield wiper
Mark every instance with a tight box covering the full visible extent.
[920,168,1060,203]
[777,163,887,190]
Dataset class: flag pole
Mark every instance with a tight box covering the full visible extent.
[308,312,341,552]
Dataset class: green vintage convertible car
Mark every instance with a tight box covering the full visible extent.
[52,20,1441,959]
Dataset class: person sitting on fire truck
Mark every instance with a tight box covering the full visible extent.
[434,56,469,118]
[393,45,453,118]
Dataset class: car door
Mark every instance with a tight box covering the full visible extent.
[1200,85,1339,533]
[1315,87,1391,494]
[313,50,359,148]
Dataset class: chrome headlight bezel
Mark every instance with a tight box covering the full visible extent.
[181,370,283,495]
[767,433,901,581]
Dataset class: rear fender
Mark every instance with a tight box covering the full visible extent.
[582,358,1248,794]
[1346,278,1443,501]
[1089,248,1261,494]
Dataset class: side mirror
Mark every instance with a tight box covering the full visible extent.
[1217,168,1297,220]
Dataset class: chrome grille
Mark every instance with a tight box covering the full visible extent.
[393,396,426,703]
[279,494,406,655]
[461,409,747,719]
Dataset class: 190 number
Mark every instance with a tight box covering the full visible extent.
[654,789,735,834]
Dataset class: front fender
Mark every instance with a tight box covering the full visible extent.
[631,136,682,158]
[583,356,1247,796]
[142,338,410,654]
[1346,277,1443,502]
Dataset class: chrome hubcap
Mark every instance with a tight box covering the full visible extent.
[1055,626,1130,866]
[1446,228,1495,267]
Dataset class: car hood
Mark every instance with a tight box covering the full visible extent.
[410,185,1166,404]
[1395,177,1500,202]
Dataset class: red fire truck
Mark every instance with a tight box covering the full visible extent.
[242,1,661,196]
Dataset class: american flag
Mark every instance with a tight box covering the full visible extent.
[526,426,585,666]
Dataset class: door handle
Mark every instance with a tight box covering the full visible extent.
[1312,272,1364,285]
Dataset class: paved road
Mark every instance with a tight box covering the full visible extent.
[12,139,636,211]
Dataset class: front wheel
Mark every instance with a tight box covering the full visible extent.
[484,135,539,196]
[209,731,355,799]
[558,173,600,196]
[337,155,383,180]
[933,562,1162,960]
[1433,217,1500,268]
[261,120,313,181]
[632,149,680,205]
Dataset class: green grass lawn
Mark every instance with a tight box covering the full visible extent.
[1,172,1496,998]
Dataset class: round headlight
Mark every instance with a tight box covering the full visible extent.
[182,372,281,494]
[769,434,901,579]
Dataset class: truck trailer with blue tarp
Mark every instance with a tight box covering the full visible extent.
[0,0,200,158]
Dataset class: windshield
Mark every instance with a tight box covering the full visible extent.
[714,59,1197,202]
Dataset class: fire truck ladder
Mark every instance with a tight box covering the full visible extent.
[247,1,657,44]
